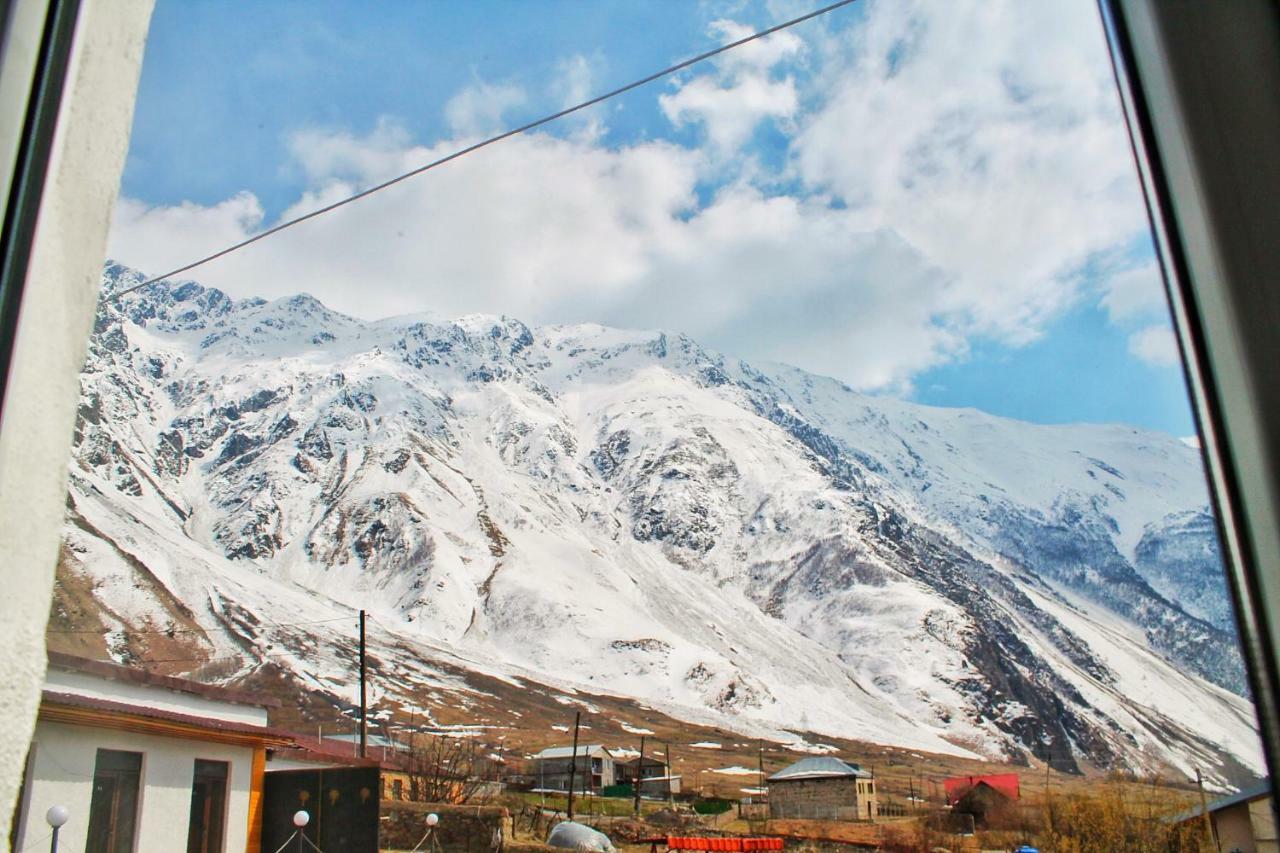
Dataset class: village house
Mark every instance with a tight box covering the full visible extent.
[10,652,293,853]
[1172,778,1276,853]
[615,754,682,797]
[766,757,878,821]
[531,745,616,793]
[944,773,1020,829]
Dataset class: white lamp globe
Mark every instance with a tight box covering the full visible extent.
[46,805,69,828]
[293,810,310,828]
[426,813,439,827]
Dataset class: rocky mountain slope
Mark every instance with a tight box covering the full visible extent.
[57,263,1261,783]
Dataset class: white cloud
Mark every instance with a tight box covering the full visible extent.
[288,118,412,184]
[1099,260,1167,322]
[444,81,527,137]
[108,1,1169,393]
[1128,324,1181,367]
[555,54,595,108]
[110,192,264,274]
[793,0,1149,345]
[708,19,804,73]
[107,125,956,390]
[112,127,701,327]
[662,73,797,154]
[659,19,801,156]
[552,53,609,141]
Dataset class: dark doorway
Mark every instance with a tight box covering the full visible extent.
[86,749,142,853]
[187,759,229,853]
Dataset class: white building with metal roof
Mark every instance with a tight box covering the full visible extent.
[530,745,615,793]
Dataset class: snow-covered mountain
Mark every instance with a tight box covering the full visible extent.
[59,263,1261,782]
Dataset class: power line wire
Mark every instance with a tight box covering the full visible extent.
[130,650,300,665]
[109,0,860,300]
[47,615,353,635]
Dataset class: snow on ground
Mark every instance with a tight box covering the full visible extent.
[61,267,1262,780]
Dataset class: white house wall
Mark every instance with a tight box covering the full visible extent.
[14,721,255,853]
[45,669,269,727]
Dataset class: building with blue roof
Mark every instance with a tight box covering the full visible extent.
[766,756,878,821]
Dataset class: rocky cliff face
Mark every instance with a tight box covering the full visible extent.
[59,263,1261,782]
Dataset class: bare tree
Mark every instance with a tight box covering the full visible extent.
[402,734,487,804]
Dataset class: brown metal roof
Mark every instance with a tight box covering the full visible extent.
[271,734,388,769]
[40,690,295,745]
[46,651,281,709]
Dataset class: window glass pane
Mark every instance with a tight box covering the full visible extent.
[187,759,229,853]
[51,1,1266,847]
[86,749,141,853]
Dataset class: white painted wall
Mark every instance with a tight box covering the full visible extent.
[0,0,154,843]
[45,669,269,727]
[14,721,255,853]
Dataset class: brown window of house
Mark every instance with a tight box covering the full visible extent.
[186,759,229,853]
[392,778,403,800]
[86,749,142,853]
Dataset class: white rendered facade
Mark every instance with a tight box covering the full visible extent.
[14,721,258,853]
[11,658,282,853]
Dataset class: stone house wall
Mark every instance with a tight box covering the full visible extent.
[768,777,879,821]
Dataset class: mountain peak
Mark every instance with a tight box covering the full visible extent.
[66,263,1258,784]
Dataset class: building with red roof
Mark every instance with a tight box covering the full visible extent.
[943,773,1020,806]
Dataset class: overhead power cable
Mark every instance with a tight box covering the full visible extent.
[47,615,353,635]
[129,650,299,665]
[110,0,860,300]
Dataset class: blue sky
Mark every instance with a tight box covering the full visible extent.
[112,0,1197,437]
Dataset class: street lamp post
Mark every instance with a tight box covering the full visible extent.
[294,810,310,853]
[46,805,68,853]
[409,813,439,853]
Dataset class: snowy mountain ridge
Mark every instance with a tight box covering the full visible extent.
[59,263,1260,783]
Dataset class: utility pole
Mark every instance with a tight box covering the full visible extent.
[633,735,646,817]
[567,711,581,821]
[1195,768,1216,849]
[665,743,674,807]
[359,610,368,759]
[757,741,765,799]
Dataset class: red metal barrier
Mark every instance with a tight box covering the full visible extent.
[665,837,783,851]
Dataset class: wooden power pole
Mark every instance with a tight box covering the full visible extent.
[634,735,646,816]
[359,609,368,759]
[665,742,674,807]
[567,711,581,821]
[1195,768,1216,849]
[758,741,765,798]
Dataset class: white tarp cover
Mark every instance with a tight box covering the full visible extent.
[547,821,616,853]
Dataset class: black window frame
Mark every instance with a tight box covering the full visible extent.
[186,758,230,853]
[0,0,1277,822]
[85,748,143,853]
[1096,0,1280,817]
